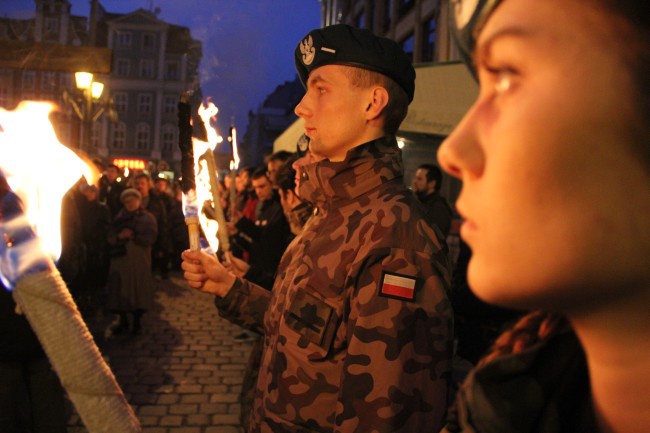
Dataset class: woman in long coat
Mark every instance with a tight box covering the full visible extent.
[107,188,157,335]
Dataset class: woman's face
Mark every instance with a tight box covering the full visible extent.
[438,0,650,311]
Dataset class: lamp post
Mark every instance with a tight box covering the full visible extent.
[63,71,117,154]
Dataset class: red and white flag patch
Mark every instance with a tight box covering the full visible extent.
[379,272,418,302]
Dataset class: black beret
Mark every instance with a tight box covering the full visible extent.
[295,24,416,102]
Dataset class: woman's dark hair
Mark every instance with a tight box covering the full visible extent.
[599,0,650,164]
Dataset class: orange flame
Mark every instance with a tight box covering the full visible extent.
[193,102,224,254]
[0,101,94,260]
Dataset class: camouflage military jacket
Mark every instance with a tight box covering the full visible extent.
[217,136,453,433]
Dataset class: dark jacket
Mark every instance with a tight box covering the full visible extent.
[417,190,453,238]
[233,191,290,277]
[99,178,125,218]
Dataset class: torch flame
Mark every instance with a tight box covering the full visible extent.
[193,102,224,254]
[231,126,240,171]
[0,101,93,260]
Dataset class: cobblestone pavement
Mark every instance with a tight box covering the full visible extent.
[67,272,253,433]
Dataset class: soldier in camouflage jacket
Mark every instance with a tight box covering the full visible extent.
[182,24,453,433]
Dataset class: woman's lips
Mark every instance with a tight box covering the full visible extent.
[459,218,478,241]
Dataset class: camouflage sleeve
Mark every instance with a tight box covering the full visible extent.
[335,247,453,433]
[215,277,271,335]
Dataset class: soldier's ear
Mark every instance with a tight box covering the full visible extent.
[364,87,389,121]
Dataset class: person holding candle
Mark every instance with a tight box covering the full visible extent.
[438,0,650,432]
[182,24,452,432]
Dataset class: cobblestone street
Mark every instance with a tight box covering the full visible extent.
[67,273,253,433]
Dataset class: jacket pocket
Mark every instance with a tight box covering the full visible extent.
[284,287,340,355]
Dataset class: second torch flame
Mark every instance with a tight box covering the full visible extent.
[192,102,230,257]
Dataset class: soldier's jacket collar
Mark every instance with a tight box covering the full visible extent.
[299,135,403,206]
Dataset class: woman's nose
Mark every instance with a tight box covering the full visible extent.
[437,103,485,180]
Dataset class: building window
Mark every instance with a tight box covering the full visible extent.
[91,122,101,148]
[41,71,56,91]
[118,31,132,47]
[22,71,35,90]
[136,123,151,150]
[138,94,152,113]
[161,124,176,152]
[116,59,130,77]
[421,17,436,62]
[59,72,71,89]
[165,62,179,80]
[163,95,177,114]
[356,11,365,29]
[44,17,59,33]
[112,122,126,149]
[113,92,128,113]
[401,32,415,62]
[142,33,156,51]
[140,59,154,78]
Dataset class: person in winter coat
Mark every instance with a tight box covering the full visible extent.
[106,188,157,335]
[182,24,453,433]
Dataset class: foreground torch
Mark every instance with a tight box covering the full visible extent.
[195,103,231,261]
[178,92,201,251]
[0,102,140,432]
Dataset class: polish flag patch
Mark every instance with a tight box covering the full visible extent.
[379,272,418,302]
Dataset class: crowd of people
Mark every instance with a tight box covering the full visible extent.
[1,0,648,431]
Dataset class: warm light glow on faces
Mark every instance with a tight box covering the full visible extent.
[0,101,93,260]
[294,65,374,162]
[437,0,649,311]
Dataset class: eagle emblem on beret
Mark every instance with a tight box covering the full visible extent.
[300,35,315,66]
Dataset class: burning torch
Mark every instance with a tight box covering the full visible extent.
[0,102,140,432]
[228,124,240,222]
[178,92,201,251]
[196,103,231,261]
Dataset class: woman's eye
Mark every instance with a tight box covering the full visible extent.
[486,66,516,94]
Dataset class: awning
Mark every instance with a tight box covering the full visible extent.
[273,116,304,153]
[400,62,478,136]
[273,61,478,152]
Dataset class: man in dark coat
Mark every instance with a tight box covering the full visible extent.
[412,163,454,238]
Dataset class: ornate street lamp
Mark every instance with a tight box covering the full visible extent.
[63,71,117,154]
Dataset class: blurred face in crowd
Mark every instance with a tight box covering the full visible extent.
[437,0,650,312]
[412,168,433,194]
[106,166,120,183]
[154,179,168,194]
[267,160,283,185]
[252,175,273,202]
[134,176,150,197]
[236,171,250,193]
[123,195,141,212]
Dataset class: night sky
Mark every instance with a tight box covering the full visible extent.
[1,0,321,136]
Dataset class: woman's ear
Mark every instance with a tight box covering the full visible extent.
[364,86,389,121]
